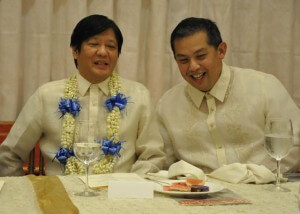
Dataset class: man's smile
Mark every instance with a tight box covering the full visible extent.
[189,71,207,80]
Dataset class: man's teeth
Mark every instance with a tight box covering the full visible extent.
[190,72,206,79]
[95,62,107,65]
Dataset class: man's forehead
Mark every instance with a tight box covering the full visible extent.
[87,29,117,40]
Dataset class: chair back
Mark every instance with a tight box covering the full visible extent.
[0,121,14,143]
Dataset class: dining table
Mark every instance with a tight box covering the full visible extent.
[0,174,299,214]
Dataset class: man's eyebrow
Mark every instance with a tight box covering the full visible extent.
[107,39,117,44]
[194,48,207,54]
[86,37,117,43]
[175,53,188,58]
[176,48,207,58]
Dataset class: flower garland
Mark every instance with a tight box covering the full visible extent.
[55,72,127,174]
[93,72,127,174]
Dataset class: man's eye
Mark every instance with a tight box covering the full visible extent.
[179,59,188,64]
[107,45,116,49]
[196,54,205,60]
[88,43,98,46]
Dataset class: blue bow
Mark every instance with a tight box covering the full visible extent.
[58,98,81,117]
[54,147,75,165]
[105,93,128,112]
[101,139,122,156]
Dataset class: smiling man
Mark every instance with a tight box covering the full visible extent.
[0,14,165,176]
[157,17,300,174]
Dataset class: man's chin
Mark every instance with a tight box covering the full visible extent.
[84,71,112,84]
[187,79,207,92]
[191,82,210,92]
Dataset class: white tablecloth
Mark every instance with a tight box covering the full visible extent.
[0,175,299,214]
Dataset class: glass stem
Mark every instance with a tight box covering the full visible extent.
[275,159,281,187]
[85,164,90,192]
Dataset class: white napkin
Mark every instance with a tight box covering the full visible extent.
[208,163,275,184]
[147,160,206,180]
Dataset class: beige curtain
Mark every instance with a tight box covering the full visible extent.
[0,0,299,120]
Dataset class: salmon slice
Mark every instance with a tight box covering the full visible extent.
[163,182,190,192]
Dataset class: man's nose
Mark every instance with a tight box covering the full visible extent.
[189,59,200,71]
[97,45,108,56]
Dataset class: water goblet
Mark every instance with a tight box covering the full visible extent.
[264,117,293,192]
[73,121,101,197]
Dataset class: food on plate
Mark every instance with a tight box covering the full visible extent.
[163,181,190,192]
[190,185,209,192]
[185,178,205,186]
[162,179,209,192]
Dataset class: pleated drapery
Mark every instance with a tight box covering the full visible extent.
[0,0,299,120]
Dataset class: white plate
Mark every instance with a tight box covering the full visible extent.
[154,180,224,196]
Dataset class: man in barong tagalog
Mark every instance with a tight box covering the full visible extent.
[157,17,300,174]
[0,14,165,176]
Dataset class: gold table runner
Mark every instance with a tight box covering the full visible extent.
[27,175,79,214]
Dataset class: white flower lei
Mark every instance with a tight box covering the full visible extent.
[60,72,124,174]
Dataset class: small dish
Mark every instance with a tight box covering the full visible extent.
[154,180,224,196]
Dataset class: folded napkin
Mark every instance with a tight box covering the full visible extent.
[147,160,206,180]
[147,161,277,184]
[208,163,275,184]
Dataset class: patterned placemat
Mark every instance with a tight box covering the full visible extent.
[175,189,251,206]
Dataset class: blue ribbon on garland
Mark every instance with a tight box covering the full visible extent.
[105,93,128,112]
[54,147,75,165]
[58,98,81,117]
[101,139,122,156]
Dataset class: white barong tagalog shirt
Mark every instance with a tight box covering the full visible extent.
[0,72,165,176]
[157,62,300,173]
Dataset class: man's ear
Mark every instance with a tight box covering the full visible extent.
[72,47,78,59]
[218,42,227,59]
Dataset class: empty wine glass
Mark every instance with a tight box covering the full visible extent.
[264,117,293,192]
[73,120,101,197]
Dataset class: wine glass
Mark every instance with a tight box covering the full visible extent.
[73,121,101,197]
[264,117,293,192]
